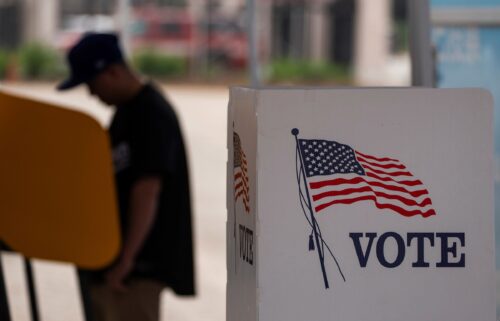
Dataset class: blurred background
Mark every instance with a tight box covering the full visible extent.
[1,0,500,320]
[0,0,413,86]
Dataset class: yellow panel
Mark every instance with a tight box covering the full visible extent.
[0,90,120,269]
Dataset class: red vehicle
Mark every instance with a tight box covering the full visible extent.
[130,6,195,58]
[198,17,248,69]
[131,6,248,69]
[56,6,249,69]
[55,14,116,50]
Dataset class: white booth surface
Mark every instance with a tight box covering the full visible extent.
[226,87,495,321]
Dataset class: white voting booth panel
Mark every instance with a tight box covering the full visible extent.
[227,87,495,321]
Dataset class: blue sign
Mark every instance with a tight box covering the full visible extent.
[432,0,500,7]
[433,27,500,153]
[431,0,500,316]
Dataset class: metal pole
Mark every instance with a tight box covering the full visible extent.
[0,246,12,321]
[117,0,131,58]
[78,270,94,321]
[246,0,260,87]
[24,259,40,321]
[207,0,213,76]
[408,0,434,87]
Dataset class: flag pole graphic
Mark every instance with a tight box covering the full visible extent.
[292,128,330,289]
[233,124,238,274]
[234,167,237,274]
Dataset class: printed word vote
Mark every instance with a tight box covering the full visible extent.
[349,232,465,268]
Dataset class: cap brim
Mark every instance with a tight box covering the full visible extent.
[56,77,85,91]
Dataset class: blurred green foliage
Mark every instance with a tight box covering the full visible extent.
[268,59,351,84]
[132,50,187,79]
[392,20,409,53]
[18,43,66,80]
[0,50,9,79]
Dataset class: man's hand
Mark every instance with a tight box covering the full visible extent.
[105,256,134,292]
[106,176,162,292]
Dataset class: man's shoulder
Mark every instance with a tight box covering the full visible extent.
[133,83,164,106]
[138,84,176,117]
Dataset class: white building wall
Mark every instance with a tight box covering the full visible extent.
[310,1,329,62]
[22,0,59,45]
[354,0,391,85]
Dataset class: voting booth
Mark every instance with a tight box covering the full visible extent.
[0,90,120,268]
[0,90,120,321]
[227,87,495,321]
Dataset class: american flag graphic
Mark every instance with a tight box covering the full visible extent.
[234,132,250,213]
[297,138,436,217]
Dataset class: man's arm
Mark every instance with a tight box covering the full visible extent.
[106,176,162,291]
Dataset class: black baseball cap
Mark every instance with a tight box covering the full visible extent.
[57,33,125,91]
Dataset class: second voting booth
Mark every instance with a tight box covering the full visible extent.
[0,90,120,321]
[227,87,495,321]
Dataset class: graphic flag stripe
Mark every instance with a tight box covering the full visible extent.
[356,156,407,170]
[359,163,413,177]
[355,151,398,163]
[365,171,423,186]
[315,195,436,217]
[312,186,433,207]
[309,176,428,197]
[234,132,250,213]
[298,138,435,218]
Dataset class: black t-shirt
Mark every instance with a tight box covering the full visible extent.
[109,83,195,296]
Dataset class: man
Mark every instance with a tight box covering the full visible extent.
[57,33,195,321]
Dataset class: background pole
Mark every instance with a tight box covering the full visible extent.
[246,0,261,87]
[408,0,435,87]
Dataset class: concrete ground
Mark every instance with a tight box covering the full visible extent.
[0,82,229,321]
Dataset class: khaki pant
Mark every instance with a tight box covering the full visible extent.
[89,278,164,321]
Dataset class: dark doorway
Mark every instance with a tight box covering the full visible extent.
[272,4,292,58]
[0,2,21,49]
[328,0,355,65]
[271,2,307,59]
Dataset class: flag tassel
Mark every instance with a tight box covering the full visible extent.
[308,233,315,251]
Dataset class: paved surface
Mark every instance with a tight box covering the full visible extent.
[0,82,229,321]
